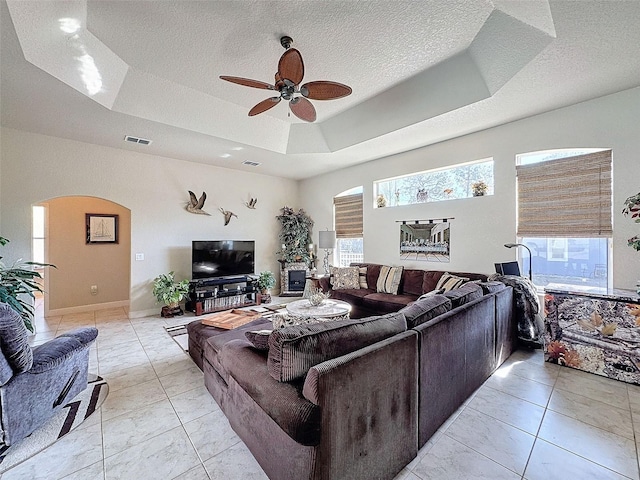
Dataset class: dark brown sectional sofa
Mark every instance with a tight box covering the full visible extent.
[187,264,516,480]
[318,262,489,318]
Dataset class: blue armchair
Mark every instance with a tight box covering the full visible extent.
[0,303,98,447]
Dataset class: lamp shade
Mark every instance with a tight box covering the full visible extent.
[319,230,336,249]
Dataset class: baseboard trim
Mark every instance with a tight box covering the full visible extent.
[47,300,130,317]
[128,308,161,319]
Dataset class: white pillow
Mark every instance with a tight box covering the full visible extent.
[376,265,403,295]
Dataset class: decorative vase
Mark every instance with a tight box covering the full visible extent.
[309,291,328,307]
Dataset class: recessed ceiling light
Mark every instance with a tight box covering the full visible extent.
[220,153,231,158]
[124,135,152,145]
[232,147,243,151]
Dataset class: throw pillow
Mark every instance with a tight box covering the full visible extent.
[330,266,360,290]
[245,330,272,351]
[0,303,33,374]
[359,266,368,289]
[417,288,444,300]
[376,265,403,294]
[267,312,407,382]
[435,272,469,292]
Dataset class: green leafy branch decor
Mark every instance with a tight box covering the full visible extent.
[276,206,314,264]
[0,236,55,333]
[622,191,640,223]
[622,190,640,252]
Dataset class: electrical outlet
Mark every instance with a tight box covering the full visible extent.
[135,253,144,261]
[91,285,98,295]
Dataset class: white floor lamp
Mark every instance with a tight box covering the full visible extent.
[319,230,336,275]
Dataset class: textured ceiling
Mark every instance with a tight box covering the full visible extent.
[2,0,640,179]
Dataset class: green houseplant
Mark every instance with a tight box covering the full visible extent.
[152,271,190,317]
[0,236,54,333]
[256,270,276,304]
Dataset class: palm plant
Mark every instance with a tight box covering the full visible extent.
[0,236,54,333]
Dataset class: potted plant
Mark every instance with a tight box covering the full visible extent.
[471,180,488,197]
[0,236,54,333]
[256,270,276,304]
[622,191,640,222]
[152,271,190,317]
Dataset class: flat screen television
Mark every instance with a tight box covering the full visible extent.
[192,240,255,280]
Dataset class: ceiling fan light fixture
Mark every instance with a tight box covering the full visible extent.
[219,36,352,123]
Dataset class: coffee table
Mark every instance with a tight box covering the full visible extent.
[272,299,352,329]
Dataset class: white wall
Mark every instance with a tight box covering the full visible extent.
[0,128,298,316]
[300,87,640,291]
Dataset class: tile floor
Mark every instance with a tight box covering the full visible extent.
[3,301,640,480]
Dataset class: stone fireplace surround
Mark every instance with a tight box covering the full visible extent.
[280,262,308,297]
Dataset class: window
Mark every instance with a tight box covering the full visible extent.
[334,187,364,267]
[374,159,494,207]
[515,149,612,289]
[32,205,45,265]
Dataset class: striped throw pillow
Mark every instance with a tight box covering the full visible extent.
[359,266,368,289]
[376,265,403,294]
[435,272,469,292]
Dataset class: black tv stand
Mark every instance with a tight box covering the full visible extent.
[186,275,258,316]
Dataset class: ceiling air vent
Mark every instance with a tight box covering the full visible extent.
[124,135,152,145]
[242,161,261,167]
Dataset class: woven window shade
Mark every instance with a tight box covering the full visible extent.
[334,193,363,238]
[516,150,612,237]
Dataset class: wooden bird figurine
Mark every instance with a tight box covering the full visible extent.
[186,191,210,215]
[219,207,237,226]
[245,197,258,209]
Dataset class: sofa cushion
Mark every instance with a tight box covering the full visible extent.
[399,295,452,328]
[479,281,507,294]
[443,283,483,308]
[245,330,272,351]
[359,266,368,289]
[330,266,360,290]
[417,288,444,299]
[435,272,469,292]
[220,339,321,446]
[422,271,446,293]
[0,303,33,374]
[267,312,407,382]
[402,269,425,297]
[352,263,382,292]
[362,293,418,314]
[377,266,404,294]
[328,288,373,307]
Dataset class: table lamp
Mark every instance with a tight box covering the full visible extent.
[319,230,336,275]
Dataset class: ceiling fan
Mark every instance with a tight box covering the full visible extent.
[220,36,352,122]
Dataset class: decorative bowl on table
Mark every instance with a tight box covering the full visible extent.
[309,291,328,307]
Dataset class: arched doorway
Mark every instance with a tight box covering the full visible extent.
[37,196,131,317]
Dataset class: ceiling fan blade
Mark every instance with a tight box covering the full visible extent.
[248,97,281,116]
[290,97,316,122]
[278,49,304,85]
[300,81,352,100]
[219,76,274,90]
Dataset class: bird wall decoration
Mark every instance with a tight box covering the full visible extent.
[245,197,258,209]
[186,191,210,215]
[219,208,238,226]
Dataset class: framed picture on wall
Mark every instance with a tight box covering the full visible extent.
[86,214,118,244]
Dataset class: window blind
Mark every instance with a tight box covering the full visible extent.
[516,150,612,237]
[334,193,363,238]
